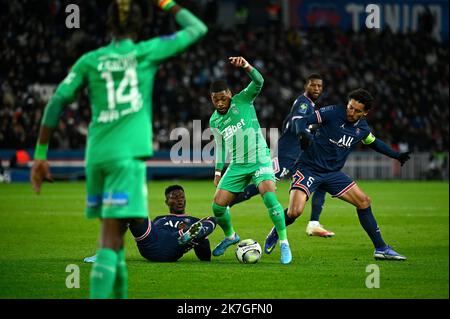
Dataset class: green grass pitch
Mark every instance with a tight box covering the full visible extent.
[0,180,448,299]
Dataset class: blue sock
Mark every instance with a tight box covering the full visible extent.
[310,189,326,221]
[284,208,296,226]
[229,184,259,207]
[357,206,386,249]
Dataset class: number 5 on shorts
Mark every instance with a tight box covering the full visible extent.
[292,171,315,188]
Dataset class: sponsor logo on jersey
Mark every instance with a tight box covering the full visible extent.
[164,220,183,229]
[329,135,354,148]
[221,119,246,141]
[255,166,274,177]
[299,103,308,113]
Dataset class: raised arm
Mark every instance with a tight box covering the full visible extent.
[143,1,208,62]
[31,56,87,194]
[363,133,411,166]
[230,57,264,103]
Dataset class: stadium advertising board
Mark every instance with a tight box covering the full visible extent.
[289,0,449,42]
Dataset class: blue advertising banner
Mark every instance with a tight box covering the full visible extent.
[289,0,449,42]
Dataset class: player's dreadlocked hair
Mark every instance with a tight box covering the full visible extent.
[107,0,143,39]
[348,88,374,111]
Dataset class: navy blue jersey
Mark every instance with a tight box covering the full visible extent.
[297,105,372,172]
[277,93,316,162]
[130,215,215,262]
[152,214,200,231]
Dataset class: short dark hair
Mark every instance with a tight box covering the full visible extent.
[165,185,184,197]
[347,88,374,111]
[210,80,229,93]
[107,0,143,38]
[306,73,323,82]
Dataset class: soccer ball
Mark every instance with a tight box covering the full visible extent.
[235,239,262,264]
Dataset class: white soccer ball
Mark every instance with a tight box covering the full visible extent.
[235,239,262,264]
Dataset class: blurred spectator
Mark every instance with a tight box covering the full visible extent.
[0,0,448,154]
[9,149,31,168]
[427,146,448,180]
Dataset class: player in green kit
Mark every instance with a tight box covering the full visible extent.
[30,0,207,298]
[209,57,292,264]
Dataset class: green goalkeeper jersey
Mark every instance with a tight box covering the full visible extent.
[41,9,207,165]
[209,67,271,170]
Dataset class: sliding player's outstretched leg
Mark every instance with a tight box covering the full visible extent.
[178,216,217,244]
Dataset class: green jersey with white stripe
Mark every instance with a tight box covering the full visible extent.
[210,68,271,170]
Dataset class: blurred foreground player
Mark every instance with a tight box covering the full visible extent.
[30,0,207,298]
[264,88,410,260]
[84,185,217,263]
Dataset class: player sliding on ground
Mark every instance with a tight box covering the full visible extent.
[209,56,292,264]
[264,88,411,260]
[84,185,217,263]
[30,0,207,298]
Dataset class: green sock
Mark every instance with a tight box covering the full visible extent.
[112,248,128,299]
[89,248,118,299]
[212,202,235,237]
[262,192,287,241]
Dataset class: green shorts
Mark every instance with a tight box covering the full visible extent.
[218,160,276,193]
[85,158,148,219]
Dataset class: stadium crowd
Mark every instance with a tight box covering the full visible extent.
[1,0,448,153]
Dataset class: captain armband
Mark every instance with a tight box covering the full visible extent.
[362,133,376,145]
